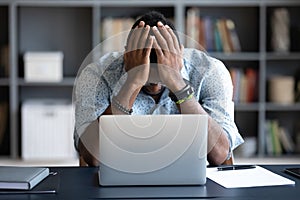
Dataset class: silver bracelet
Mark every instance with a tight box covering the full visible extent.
[112,97,133,115]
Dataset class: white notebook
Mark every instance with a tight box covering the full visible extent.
[0,166,49,190]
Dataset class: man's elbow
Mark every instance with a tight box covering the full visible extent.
[207,135,230,165]
[207,146,229,165]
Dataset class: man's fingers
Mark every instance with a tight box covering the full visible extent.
[144,35,154,57]
[153,37,163,57]
[152,25,168,52]
[127,21,145,51]
[180,44,184,53]
[138,25,151,50]
[157,21,175,53]
[132,21,145,51]
[126,26,138,52]
[165,25,180,52]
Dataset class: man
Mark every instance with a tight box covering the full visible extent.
[74,11,244,166]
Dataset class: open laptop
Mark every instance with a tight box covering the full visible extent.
[98,114,208,186]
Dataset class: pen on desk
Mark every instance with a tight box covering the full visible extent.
[217,165,256,171]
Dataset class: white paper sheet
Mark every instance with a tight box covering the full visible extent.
[207,166,295,188]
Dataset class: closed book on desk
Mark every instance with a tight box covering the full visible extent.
[0,166,49,190]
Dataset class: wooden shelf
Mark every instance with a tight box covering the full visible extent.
[266,52,300,60]
[235,103,260,112]
[266,103,300,111]
[210,52,260,61]
[18,77,75,87]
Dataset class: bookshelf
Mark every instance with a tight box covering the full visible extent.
[0,0,300,160]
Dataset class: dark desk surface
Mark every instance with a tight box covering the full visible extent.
[0,165,299,200]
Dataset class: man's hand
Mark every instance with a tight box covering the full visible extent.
[152,22,186,92]
[124,21,154,88]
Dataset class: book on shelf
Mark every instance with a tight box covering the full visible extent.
[0,166,49,190]
[271,8,290,53]
[185,8,241,53]
[229,68,241,103]
[0,45,9,77]
[296,133,300,154]
[225,19,241,52]
[229,67,258,103]
[216,18,232,53]
[198,17,206,50]
[265,121,274,155]
[186,7,201,49]
[296,78,300,102]
[203,16,214,52]
[214,21,223,52]
[0,102,8,148]
[278,127,295,153]
[294,122,300,154]
[270,120,282,156]
[245,68,258,102]
[265,120,296,155]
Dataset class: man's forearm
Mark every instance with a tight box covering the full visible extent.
[179,97,230,165]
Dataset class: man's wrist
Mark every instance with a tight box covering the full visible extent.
[167,78,186,93]
[169,82,194,104]
[112,97,133,115]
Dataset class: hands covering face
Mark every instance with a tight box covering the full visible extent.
[124,21,184,92]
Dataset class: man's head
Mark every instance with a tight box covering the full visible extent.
[126,11,181,63]
[125,11,182,96]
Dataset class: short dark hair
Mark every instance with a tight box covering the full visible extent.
[132,11,175,31]
[129,11,180,44]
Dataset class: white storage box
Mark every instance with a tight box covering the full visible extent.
[24,52,63,82]
[21,99,77,160]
